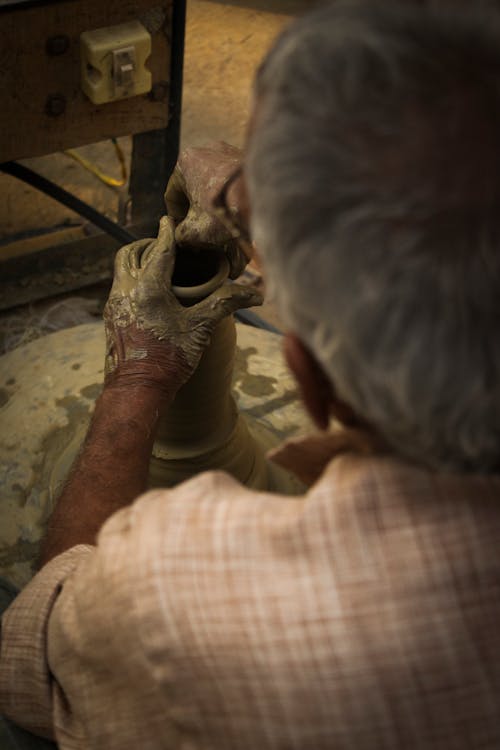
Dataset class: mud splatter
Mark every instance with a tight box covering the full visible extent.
[246,391,301,438]
[0,388,9,407]
[10,483,27,507]
[38,395,93,502]
[80,383,102,401]
[234,346,278,397]
[0,538,41,568]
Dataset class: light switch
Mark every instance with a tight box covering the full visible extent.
[80,21,152,105]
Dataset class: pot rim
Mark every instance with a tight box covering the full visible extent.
[172,252,230,301]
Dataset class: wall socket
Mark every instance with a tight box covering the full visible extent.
[80,20,152,104]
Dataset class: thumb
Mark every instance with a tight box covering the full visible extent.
[193,283,263,327]
[175,205,234,251]
[141,216,176,277]
[165,168,189,222]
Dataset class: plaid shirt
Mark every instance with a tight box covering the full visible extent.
[1,452,500,749]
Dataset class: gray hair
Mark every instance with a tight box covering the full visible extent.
[246,0,500,472]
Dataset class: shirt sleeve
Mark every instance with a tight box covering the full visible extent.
[0,545,94,739]
[0,472,310,750]
[0,484,208,750]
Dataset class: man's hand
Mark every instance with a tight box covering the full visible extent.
[165,142,250,279]
[39,216,262,566]
[104,215,262,402]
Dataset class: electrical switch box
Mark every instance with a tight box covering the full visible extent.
[1,0,173,163]
[81,20,152,104]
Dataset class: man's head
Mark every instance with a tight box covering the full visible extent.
[245,0,500,472]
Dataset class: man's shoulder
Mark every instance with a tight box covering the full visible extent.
[89,456,500,643]
[91,458,500,743]
[98,455,500,566]
[36,459,500,749]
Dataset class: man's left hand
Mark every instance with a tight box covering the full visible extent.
[165,142,249,279]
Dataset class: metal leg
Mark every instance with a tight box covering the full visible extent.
[130,0,186,226]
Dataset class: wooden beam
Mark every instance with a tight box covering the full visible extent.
[0,0,173,162]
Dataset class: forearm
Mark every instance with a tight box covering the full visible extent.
[39,385,165,567]
[38,209,261,568]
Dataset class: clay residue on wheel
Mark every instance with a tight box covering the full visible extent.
[234,346,278,397]
[80,383,102,401]
[245,390,300,434]
[0,538,41,569]
[37,394,95,518]
[1,386,98,584]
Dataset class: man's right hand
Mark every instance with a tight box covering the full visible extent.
[164,142,250,279]
[103,216,263,402]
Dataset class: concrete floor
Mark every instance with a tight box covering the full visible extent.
[181,0,308,148]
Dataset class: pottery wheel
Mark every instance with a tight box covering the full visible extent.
[0,322,312,588]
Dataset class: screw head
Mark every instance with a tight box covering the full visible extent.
[45,94,66,117]
[46,35,70,56]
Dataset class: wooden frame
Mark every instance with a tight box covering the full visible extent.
[0,0,186,309]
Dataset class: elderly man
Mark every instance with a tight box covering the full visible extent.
[2,1,500,748]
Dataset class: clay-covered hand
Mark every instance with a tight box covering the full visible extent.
[103,216,263,398]
[164,141,249,279]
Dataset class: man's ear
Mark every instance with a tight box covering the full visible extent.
[283,333,361,431]
[283,333,334,430]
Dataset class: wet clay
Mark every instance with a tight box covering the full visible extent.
[103,217,261,379]
[150,316,272,489]
[149,248,272,490]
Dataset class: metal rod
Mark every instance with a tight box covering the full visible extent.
[0,161,137,245]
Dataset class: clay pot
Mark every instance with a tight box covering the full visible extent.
[148,247,271,489]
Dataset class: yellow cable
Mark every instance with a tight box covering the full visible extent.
[64,138,127,188]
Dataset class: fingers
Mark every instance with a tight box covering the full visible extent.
[112,239,153,285]
[177,144,242,201]
[193,283,263,326]
[175,207,222,247]
[227,244,249,279]
[127,240,155,274]
[164,168,189,221]
[111,216,176,289]
[141,216,176,279]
